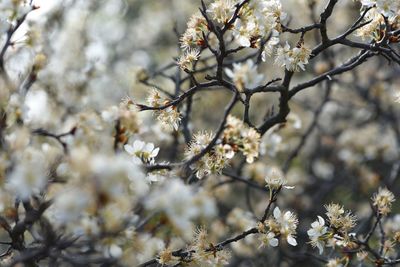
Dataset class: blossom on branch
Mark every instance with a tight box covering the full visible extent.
[274,42,312,72]
[307,216,328,254]
[225,59,264,92]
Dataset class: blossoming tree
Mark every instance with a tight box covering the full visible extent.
[0,0,400,266]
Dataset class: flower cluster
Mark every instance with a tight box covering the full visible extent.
[372,187,396,215]
[190,227,231,266]
[325,203,357,235]
[185,116,260,178]
[355,8,385,40]
[232,0,286,47]
[222,115,261,163]
[185,131,231,178]
[177,48,201,71]
[356,3,400,41]
[262,33,280,58]
[258,207,299,247]
[157,247,180,266]
[225,59,264,92]
[207,0,236,24]
[179,0,315,75]
[205,0,287,49]
[6,148,47,201]
[101,96,141,143]
[273,42,312,72]
[180,11,208,50]
[306,204,358,255]
[146,90,181,131]
[359,0,399,18]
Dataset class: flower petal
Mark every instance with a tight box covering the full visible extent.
[132,156,142,164]
[287,235,297,246]
[273,207,281,219]
[124,144,135,155]
[269,238,279,247]
[151,147,160,158]
[145,143,155,152]
[317,216,325,225]
[133,140,145,150]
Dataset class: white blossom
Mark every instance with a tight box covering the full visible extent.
[261,35,280,61]
[225,59,264,92]
[157,106,181,131]
[6,149,47,200]
[105,244,123,259]
[52,189,90,224]
[232,18,257,47]
[207,0,236,24]
[372,187,396,215]
[259,231,279,247]
[178,48,200,71]
[360,0,399,18]
[272,207,298,246]
[124,140,160,164]
[265,167,294,190]
[275,42,312,72]
[307,216,328,254]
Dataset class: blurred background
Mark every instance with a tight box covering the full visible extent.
[1,0,400,266]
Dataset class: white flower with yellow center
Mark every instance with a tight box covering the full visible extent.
[124,140,160,164]
[259,231,279,247]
